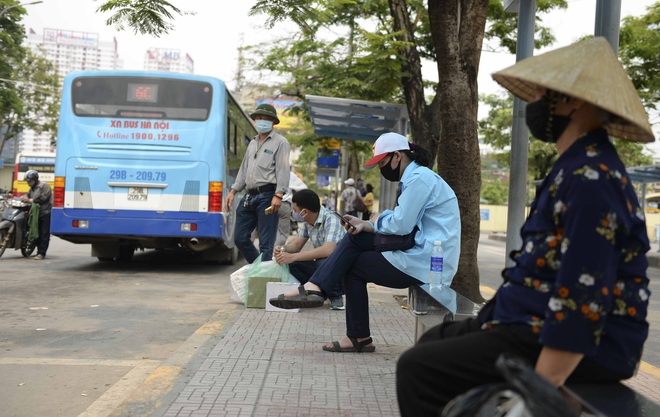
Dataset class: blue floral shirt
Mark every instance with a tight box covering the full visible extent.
[490,129,651,378]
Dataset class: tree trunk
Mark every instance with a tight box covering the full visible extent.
[388,0,436,161]
[429,0,488,303]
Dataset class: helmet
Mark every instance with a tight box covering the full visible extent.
[25,170,39,181]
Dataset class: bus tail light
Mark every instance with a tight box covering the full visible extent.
[72,220,89,228]
[54,176,65,207]
[181,223,197,231]
[209,181,223,212]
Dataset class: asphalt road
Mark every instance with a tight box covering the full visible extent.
[0,236,246,417]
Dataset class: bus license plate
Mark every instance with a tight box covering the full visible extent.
[128,187,148,201]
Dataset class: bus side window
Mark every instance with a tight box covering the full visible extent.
[233,122,238,156]
[226,118,231,153]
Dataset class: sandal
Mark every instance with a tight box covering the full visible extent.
[322,337,376,353]
[269,285,325,309]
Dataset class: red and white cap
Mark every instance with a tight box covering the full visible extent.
[364,132,411,168]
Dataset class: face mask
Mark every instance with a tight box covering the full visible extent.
[379,154,401,182]
[525,96,573,143]
[292,209,305,222]
[255,119,273,134]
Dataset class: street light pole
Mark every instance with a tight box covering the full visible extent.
[0,0,43,19]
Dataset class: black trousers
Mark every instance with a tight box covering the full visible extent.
[288,259,344,299]
[396,319,625,417]
[310,232,422,338]
[36,213,51,256]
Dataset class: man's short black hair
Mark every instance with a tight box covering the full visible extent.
[292,189,321,213]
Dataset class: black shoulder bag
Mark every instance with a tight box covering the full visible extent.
[372,226,419,252]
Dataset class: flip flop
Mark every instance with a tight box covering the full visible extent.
[269,285,325,309]
[322,337,376,353]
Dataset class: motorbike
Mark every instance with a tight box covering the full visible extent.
[0,198,37,258]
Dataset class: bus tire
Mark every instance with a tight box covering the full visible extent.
[226,246,239,265]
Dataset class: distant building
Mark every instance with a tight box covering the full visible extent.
[27,27,122,78]
[14,28,124,155]
[143,48,194,74]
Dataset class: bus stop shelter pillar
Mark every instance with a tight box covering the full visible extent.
[504,0,536,267]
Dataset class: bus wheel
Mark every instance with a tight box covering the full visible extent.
[226,246,239,265]
[117,245,134,262]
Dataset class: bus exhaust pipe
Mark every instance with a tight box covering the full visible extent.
[182,237,215,252]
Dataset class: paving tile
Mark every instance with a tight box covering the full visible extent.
[165,292,407,416]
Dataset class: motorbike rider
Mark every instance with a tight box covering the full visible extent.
[20,170,52,260]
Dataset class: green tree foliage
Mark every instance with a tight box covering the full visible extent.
[619,2,660,110]
[481,182,508,205]
[96,0,192,37]
[0,1,58,155]
[0,47,60,155]
[0,0,28,152]
[15,49,60,146]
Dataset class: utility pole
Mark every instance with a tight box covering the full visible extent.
[594,0,622,53]
[503,0,537,267]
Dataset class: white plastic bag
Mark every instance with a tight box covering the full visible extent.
[229,261,301,305]
[229,264,251,303]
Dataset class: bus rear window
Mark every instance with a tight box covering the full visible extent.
[71,76,212,121]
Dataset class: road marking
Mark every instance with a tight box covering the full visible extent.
[0,358,151,367]
[104,365,182,417]
[78,360,161,417]
[640,362,660,379]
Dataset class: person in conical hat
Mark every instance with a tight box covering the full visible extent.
[396,37,653,416]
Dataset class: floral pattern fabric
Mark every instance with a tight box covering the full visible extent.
[489,129,651,378]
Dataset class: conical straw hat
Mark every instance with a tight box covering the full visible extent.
[492,37,654,143]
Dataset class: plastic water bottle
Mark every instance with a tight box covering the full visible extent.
[429,240,444,289]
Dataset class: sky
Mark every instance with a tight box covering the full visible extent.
[21,0,659,152]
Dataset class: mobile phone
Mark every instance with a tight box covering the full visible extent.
[331,211,356,230]
[265,206,274,214]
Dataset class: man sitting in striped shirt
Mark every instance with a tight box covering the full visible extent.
[272,189,347,310]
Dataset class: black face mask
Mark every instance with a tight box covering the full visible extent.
[379,154,401,182]
[525,96,573,143]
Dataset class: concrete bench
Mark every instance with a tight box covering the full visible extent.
[407,284,481,341]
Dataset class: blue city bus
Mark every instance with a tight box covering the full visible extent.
[51,71,255,262]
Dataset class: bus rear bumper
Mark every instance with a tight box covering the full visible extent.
[51,208,227,245]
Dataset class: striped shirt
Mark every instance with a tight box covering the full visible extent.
[301,207,346,248]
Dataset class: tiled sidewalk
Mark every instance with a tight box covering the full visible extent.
[164,287,413,417]
[163,285,660,417]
